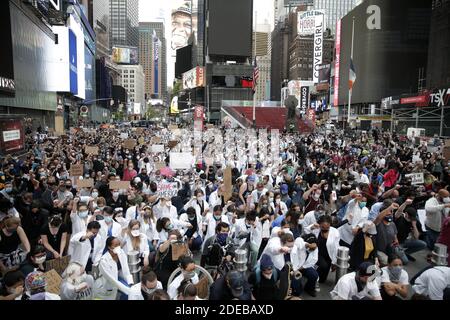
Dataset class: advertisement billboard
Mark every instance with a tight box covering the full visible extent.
[171,0,193,51]
[297,10,325,36]
[0,119,24,155]
[318,64,331,84]
[300,86,310,114]
[207,0,253,57]
[182,66,205,90]
[284,0,314,6]
[333,19,341,107]
[313,13,324,83]
[69,29,78,95]
[112,46,139,64]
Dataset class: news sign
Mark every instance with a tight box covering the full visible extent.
[0,119,24,154]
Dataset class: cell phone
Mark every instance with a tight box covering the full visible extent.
[332,191,337,201]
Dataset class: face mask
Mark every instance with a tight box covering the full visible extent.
[131,230,140,237]
[262,204,268,208]
[313,194,320,201]
[142,286,157,295]
[275,199,281,204]
[388,266,403,281]
[112,246,122,255]
[6,228,17,234]
[384,216,393,223]
[359,202,367,209]
[91,192,99,198]
[104,216,113,223]
[166,224,174,231]
[115,217,125,224]
[188,215,195,221]
[323,186,328,191]
[283,227,290,233]
[262,272,273,280]
[443,197,450,204]
[197,196,205,201]
[5,187,12,193]
[78,211,89,218]
[217,233,228,245]
[34,256,46,264]
[269,197,274,202]
[112,192,120,197]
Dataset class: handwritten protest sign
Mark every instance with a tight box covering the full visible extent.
[405,172,424,185]
[223,167,232,202]
[168,124,178,130]
[123,139,137,150]
[120,132,129,139]
[77,179,94,189]
[151,136,161,144]
[157,182,178,198]
[138,137,145,145]
[85,146,99,155]
[154,162,166,170]
[170,152,193,169]
[70,164,83,177]
[45,255,71,276]
[151,145,164,153]
[109,180,130,190]
[44,269,62,295]
[168,141,178,148]
[136,128,144,135]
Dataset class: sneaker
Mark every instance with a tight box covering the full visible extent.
[315,283,320,292]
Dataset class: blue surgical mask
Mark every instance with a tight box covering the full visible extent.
[104,216,113,223]
[4,187,12,193]
[359,202,367,209]
[78,211,89,218]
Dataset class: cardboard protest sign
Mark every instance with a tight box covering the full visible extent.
[444,146,450,162]
[157,182,178,198]
[168,141,178,148]
[168,124,178,130]
[206,124,214,129]
[171,129,182,137]
[151,136,161,144]
[405,172,424,185]
[120,132,129,139]
[136,128,144,135]
[70,164,84,177]
[205,158,214,166]
[45,255,71,276]
[151,145,164,153]
[154,162,166,170]
[445,139,450,147]
[77,178,94,189]
[85,146,99,155]
[138,137,145,145]
[169,152,193,169]
[44,269,62,295]
[123,139,137,150]
[223,167,233,202]
[109,180,131,190]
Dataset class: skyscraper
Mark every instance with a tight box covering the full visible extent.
[88,0,110,58]
[109,0,139,48]
[253,22,272,102]
[313,0,357,34]
[139,22,168,104]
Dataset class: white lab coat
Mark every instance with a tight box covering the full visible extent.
[413,267,450,300]
[338,199,369,245]
[68,231,104,268]
[291,237,319,271]
[271,201,288,216]
[330,272,381,300]
[208,190,223,208]
[424,197,449,232]
[183,198,210,217]
[256,218,271,239]
[128,281,163,300]
[259,236,285,270]
[125,205,140,223]
[304,226,340,265]
[99,220,122,240]
[233,218,262,250]
[202,213,230,242]
[251,188,268,204]
[121,233,150,258]
[95,250,134,300]
[301,210,318,230]
[178,211,204,238]
[153,202,179,221]
[70,213,90,235]
[167,273,200,300]
[138,218,160,242]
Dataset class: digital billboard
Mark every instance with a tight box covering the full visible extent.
[0,1,15,96]
[0,118,24,155]
[112,46,139,64]
[207,0,252,57]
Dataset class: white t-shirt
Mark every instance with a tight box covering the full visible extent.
[378,266,409,286]
[330,272,381,300]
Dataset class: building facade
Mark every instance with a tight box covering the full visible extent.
[110,0,139,48]
[117,64,145,117]
[139,22,168,104]
[253,23,272,102]
[88,0,110,58]
[313,0,357,35]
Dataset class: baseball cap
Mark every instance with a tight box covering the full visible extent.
[260,254,274,270]
[357,262,375,277]
[227,271,244,298]
[404,207,418,221]
[247,175,256,183]
[280,184,288,194]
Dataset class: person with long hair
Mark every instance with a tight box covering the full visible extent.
[121,219,150,268]
[0,217,30,274]
[60,262,95,300]
[40,214,68,259]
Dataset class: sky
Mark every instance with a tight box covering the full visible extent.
[139,0,274,88]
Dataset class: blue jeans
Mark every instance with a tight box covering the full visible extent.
[425,226,440,250]
[301,267,319,292]
[189,235,203,251]
[402,239,427,255]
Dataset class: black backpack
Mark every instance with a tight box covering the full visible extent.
[206,238,224,266]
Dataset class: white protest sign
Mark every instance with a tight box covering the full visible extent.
[157,182,178,198]
[405,172,424,185]
[151,144,165,153]
[120,132,129,139]
[170,152,193,169]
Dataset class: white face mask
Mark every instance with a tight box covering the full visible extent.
[443,197,450,204]
[34,256,46,264]
[275,199,281,204]
[78,211,89,218]
[262,272,273,280]
[131,230,140,237]
[112,246,122,255]
[91,192,99,198]
[113,192,120,198]
[283,227,290,233]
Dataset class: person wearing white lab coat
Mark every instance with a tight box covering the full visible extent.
[271,194,288,217]
[125,203,141,223]
[412,266,450,300]
[120,220,150,268]
[251,183,268,206]
[98,207,122,240]
[178,207,203,251]
[138,206,159,251]
[202,205,229,248]
[128,269,163,300]
[153,197,187,229]
[68,221,104,272]
[301,206,326,231]
[304,215,340,284]
[208,185,225,209]
[70,199,91,235]
[95,237,134,300]
[167,256,199,299]
[233,212,262,270]
[183,190,210,217]
[338,196,369,247]
[330,262,382,300]
[291,234,319,297]
[259,232,295,271]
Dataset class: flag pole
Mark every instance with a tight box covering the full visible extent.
[253,11,257,129]
[347,17,355,126]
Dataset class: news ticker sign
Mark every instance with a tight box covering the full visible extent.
[384,88,450,108]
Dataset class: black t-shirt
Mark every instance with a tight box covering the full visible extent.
[395,216,422,244]
[248,272,280,300]
[40,223,68,252]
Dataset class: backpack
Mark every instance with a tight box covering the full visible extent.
[206,238,224,266]
[255,267,279,285]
